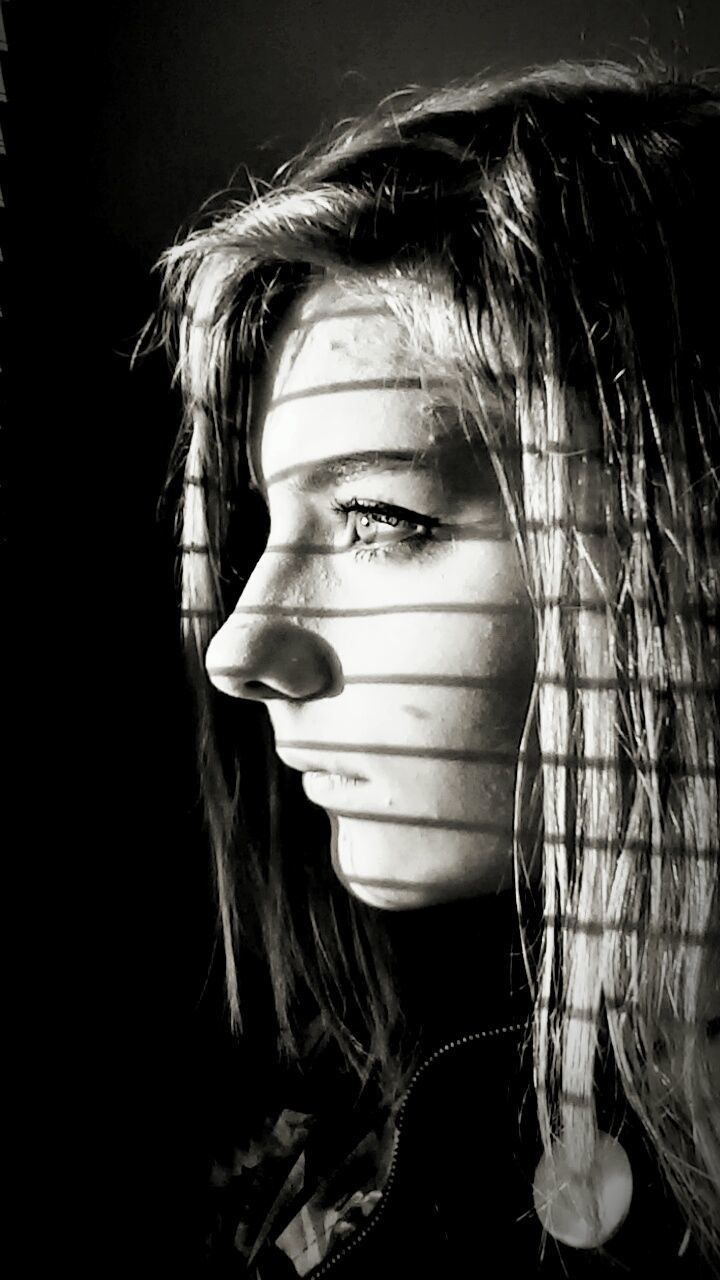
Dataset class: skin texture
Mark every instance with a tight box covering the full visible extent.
[205,281,537,910]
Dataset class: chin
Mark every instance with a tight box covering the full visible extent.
[345,880,445,911]
[340,871,496,911]
[328,819,512,909]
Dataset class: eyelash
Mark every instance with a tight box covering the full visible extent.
[330,497,440,560]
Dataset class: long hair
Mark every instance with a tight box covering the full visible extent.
[153,61,720,1261]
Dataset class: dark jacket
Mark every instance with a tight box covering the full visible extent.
[205,898,717,1278]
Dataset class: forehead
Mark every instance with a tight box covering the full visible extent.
[270,279,412,387]
[255,280,454,483]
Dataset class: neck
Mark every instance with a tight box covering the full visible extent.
[385,889,536,1045]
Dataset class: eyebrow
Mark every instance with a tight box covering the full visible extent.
[260,447,457,495]
[251,397,480,496]
[248,363,489,491]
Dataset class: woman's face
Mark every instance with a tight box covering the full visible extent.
[205,281,537,910]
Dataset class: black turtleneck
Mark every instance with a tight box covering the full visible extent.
[384,887,536,1050]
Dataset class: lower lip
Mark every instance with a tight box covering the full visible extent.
[302,771,367,799]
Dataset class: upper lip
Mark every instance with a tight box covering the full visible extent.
[276,748,367,780]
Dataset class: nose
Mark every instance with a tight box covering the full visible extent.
[205,613,342,701]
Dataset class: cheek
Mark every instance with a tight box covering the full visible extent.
[332,587,534,677]
[322,538,535,734]
[325,610,535,753]
[454,607,535,677]
[394,613,535,741]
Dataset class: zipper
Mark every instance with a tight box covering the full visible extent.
[308,1018,529,1277]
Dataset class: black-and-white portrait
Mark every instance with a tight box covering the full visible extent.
[10,3,719,1273]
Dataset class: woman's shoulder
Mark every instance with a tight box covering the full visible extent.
[203,1026,716,1278]
[205,1092,397,1276]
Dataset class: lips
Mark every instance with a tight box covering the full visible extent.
[302,771,368,802]
[275,748,368,782]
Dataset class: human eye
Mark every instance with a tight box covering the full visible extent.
[330,497,440,559]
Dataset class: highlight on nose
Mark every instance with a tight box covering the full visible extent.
[205,617,343,701]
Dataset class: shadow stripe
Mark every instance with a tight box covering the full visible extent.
[268,376,445,409]
[261,437,609,463]
[321,808,508,832]
[543,833,716,856]
[535,1000,720,1025]
[205,669,717,695]
[276,739,716,776]
[541,917,719,945]
[277,739,512,763]
[254,528,511,553]
[184,600,716,619]
[177,488,711,539]
[341,674,719,694]
[315,808,719,853]
[538,1002,720,1022]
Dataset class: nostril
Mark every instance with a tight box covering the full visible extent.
[243,679,286,699]
[207,621,343,701]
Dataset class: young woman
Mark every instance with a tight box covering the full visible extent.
[154,61,719,1276]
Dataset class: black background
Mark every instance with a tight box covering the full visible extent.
[7,1,720,1270]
